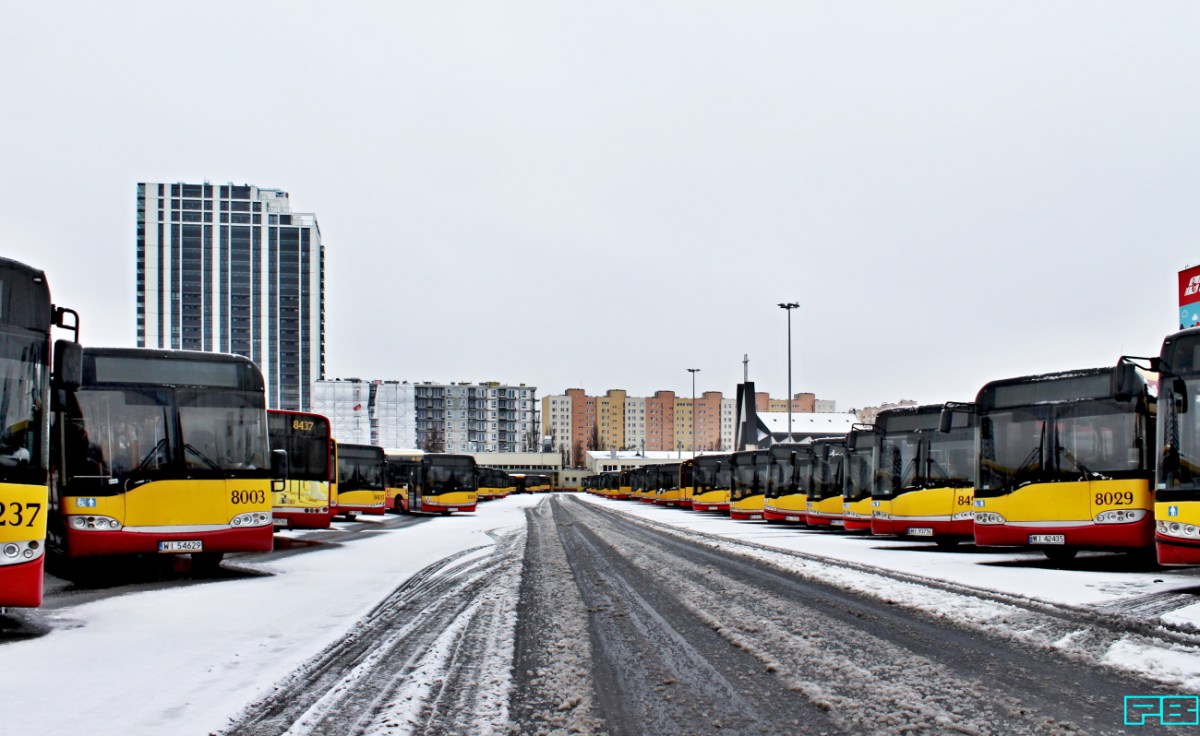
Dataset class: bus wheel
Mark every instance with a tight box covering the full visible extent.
[191,552,225,576]
[1043,547,1078,563]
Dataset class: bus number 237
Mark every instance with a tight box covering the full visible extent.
[0,502,42,527]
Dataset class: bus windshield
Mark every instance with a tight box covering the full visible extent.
[844,446,873,502]
[64,387,172,492]
[0,330,47,484]
[981,401,1140,493]
[268,414,330,482]
[178,389,269,472]
[874,434,920,497]
[1161,376,1200,492]
[428,459,476,491]
[339,449,384,491]
[812,445,845,501]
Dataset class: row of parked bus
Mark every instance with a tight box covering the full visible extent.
[0,257,553,609]
[585,338,1200,567]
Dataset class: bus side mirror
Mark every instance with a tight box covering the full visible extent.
[846,433,857,451]
[54,339,82,390]
[939,408,954,433]
[271,448,289,483]
[1112,360,1141,402]
[1174,377,1189,414]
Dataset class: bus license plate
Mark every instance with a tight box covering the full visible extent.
[831,519,845,526]
[1030,534,1065,545]
[907,527,934,537]
[448,508,458,513]
[786,515,800,522]
[273,518,289,527]
[159,540,202,553]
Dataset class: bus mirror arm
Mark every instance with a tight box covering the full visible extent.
[939,402,975,433]
[1113,356,1157,402]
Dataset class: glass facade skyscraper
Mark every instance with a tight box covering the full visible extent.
[136,182,325,410]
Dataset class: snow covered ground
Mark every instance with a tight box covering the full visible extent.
[575,493,1200,691]
[6,492,1200,736]
[0,494,544,736]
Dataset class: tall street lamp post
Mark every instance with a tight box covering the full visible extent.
[687,368,700,457]
[777,302,799,443]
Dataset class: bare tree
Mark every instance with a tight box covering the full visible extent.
[418,424,446,453]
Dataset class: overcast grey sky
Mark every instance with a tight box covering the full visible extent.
[2,2,1197,411]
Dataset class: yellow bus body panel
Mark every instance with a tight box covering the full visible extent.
[0,482,48,544]
[338,489,386,509]
[730,494,765,513]
[1156,501,1200,525]
[657,489,686,504]
[808,496,843,517]
[428,490,476,507]
[844,497,873,521]
[692,489,730,505]
[766,493,808,512]
[890,486,973,520]
[66,478,271,527]
[980,479,1149,522]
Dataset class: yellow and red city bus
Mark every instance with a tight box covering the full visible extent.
[627,466,653,502]
[678,458,695,509]
[729,449,769,521]
[595,471,625,499]
[405,453,478,514]
[515,473,552,494]
[871,404,975,546]
[617,467,634,499]
[49,348,281,573]
[653,461,690,507]
[842,425,876,532]
[267,410,334,530]
[335,443,386,517]
[807,438,846,527]
[690,453,731,512]
[1153,330,1200,564]
[477,466,514,501]
[580,474,598,496]
[971,366,1154,562]
[0,258,76,606]
[384,449,423,512]
[763,443,812,524]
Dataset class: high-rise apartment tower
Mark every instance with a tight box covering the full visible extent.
[136,182,325,410]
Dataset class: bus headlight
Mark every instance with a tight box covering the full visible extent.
[974,512,1005,525]
[1095,509,1147,524]
[951,511,976,521]
[231,512,272,528]
[0,540,45,565]
[69,515,122,531]
[1157,520,1200,539]
[873,511,891,520]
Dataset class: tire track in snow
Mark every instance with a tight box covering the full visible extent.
[560,496,1158,735]
[220,528,524,736]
